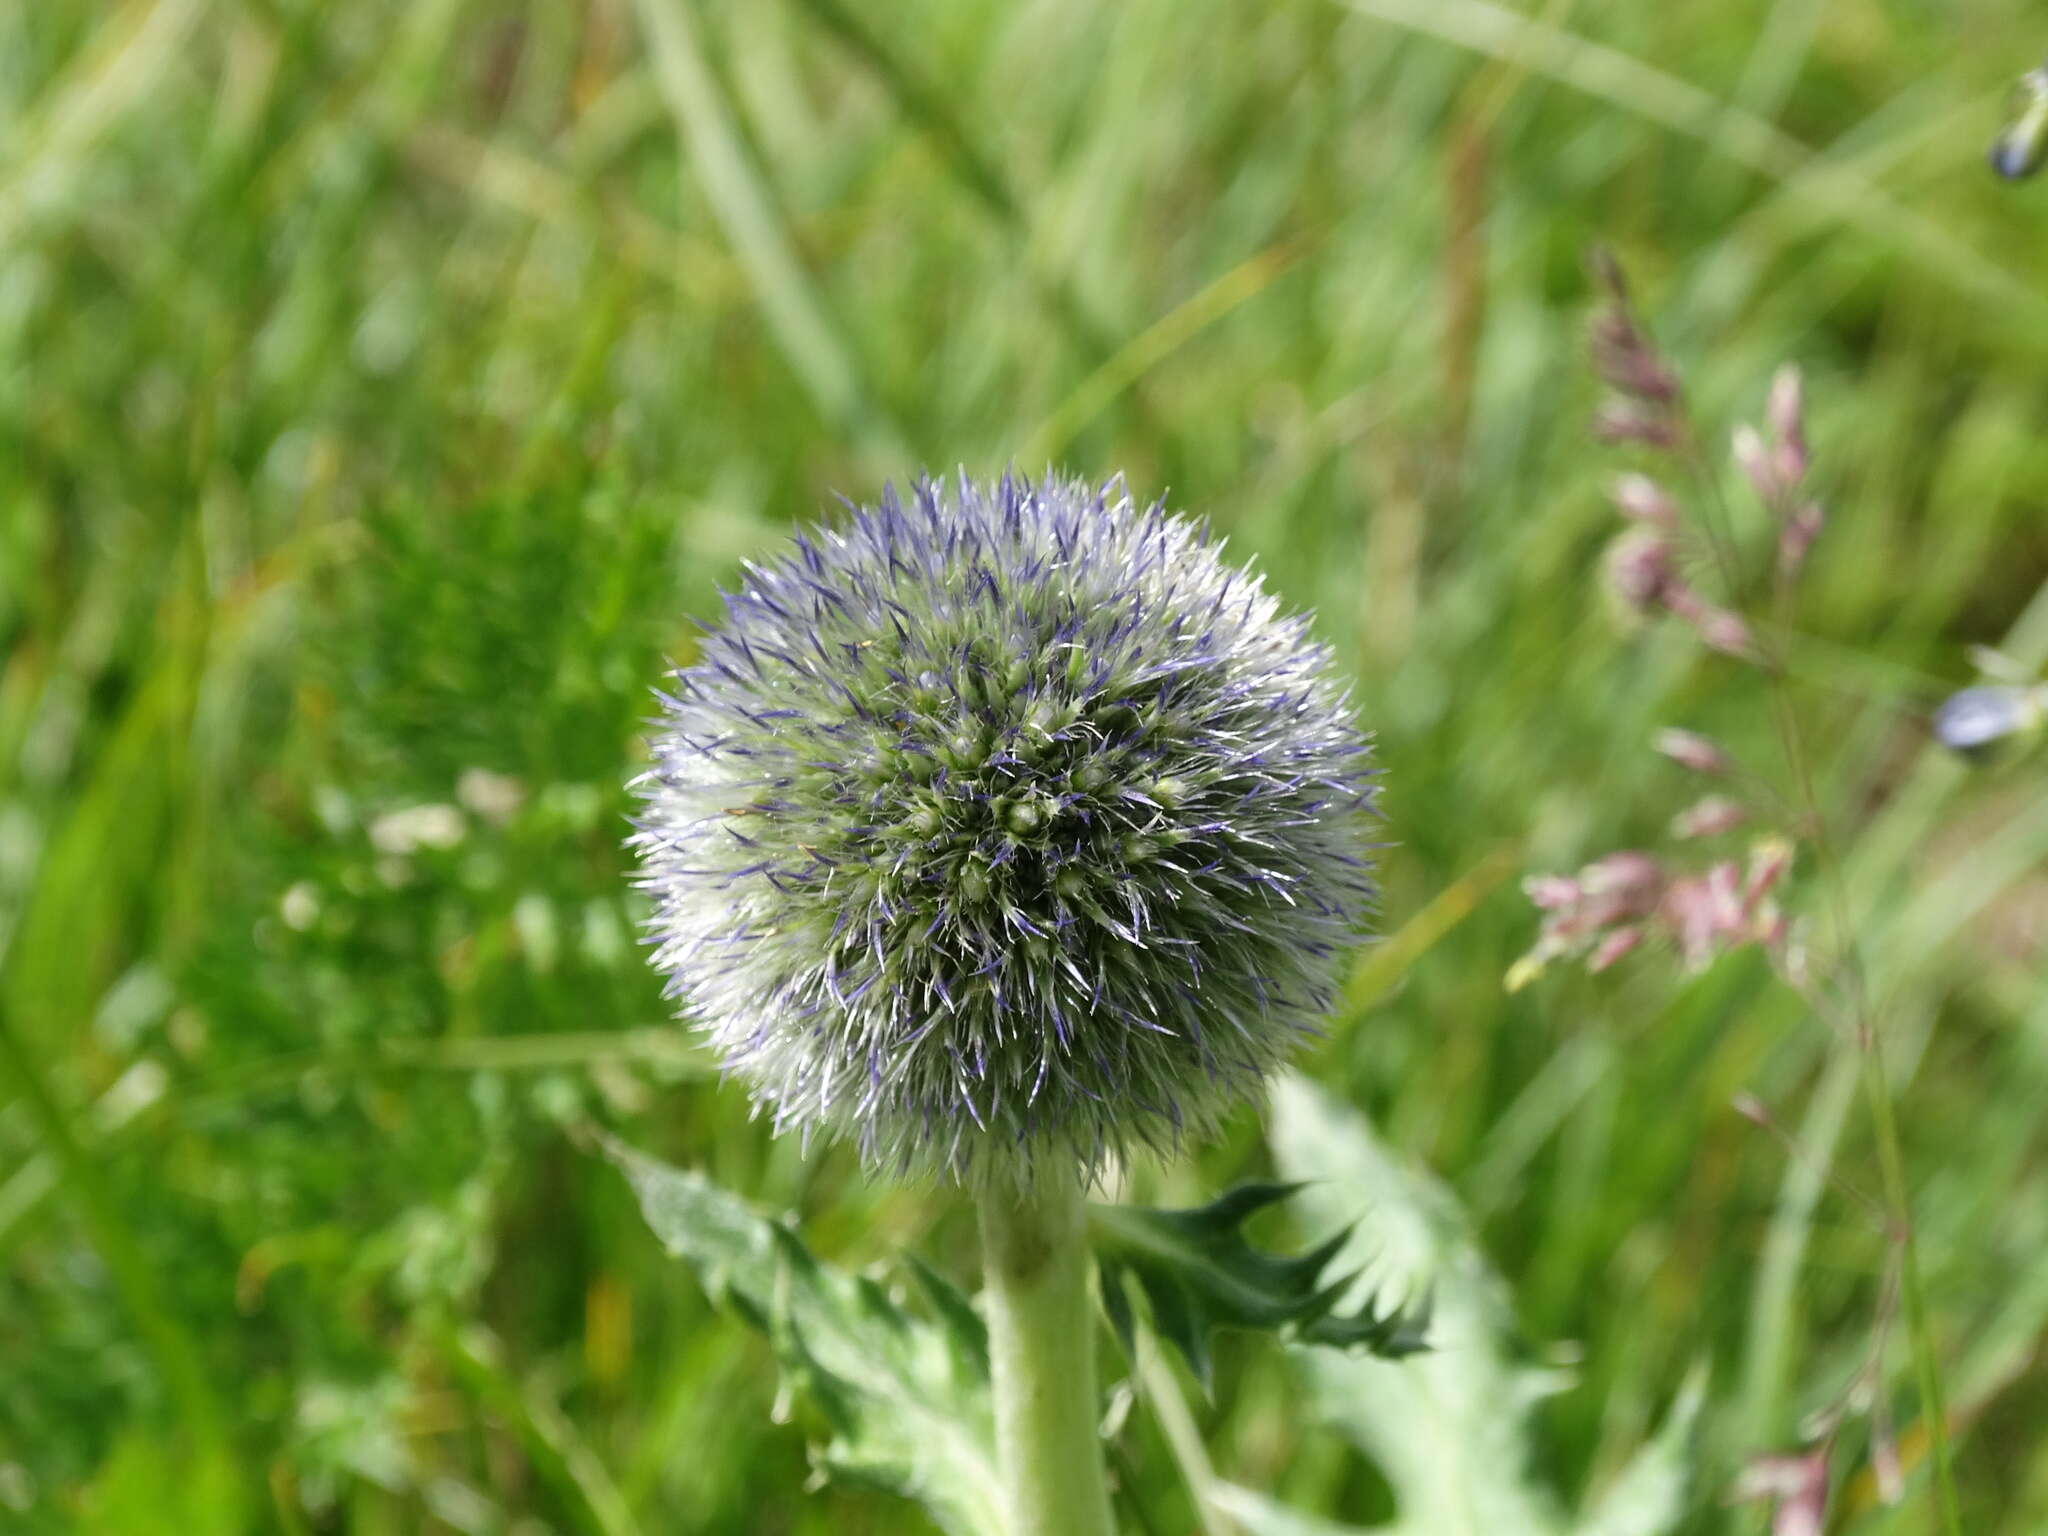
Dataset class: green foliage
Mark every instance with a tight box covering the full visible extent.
[73,1439,246,1536]
[615,1134,1436,1529]
[1092,1184,1428,1391]
[321,484,680,792]
[1215,1072,1701,1536]
[604,1135,1002,1535]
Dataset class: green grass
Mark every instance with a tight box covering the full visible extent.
[6,0,2048,1530]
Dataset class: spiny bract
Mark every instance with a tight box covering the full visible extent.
[632,472,1377,1184]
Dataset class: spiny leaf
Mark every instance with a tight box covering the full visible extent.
[1253,1072,1699,1536]
[1088,1181,1428,1392]
[1208,1484,1372,1536]
[1574,1367,1707,1536]
[601,1135,1000,1536]
[906,1252,991,1365]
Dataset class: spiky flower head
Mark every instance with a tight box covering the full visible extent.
[632,472,1377,1184]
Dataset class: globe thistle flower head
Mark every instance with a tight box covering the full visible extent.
[632,472,1377,1185]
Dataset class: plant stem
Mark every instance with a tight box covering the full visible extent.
[1681,441,1963,1533]
[1860,1043,1964,1528]
[977,1179,1116,1536]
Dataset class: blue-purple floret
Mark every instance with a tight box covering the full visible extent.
[631,471,1378,1184]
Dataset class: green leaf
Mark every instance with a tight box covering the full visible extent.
[1243,1072,1699,1536]
[1088,1181,1428,1392]
[1208,1484,1374,1536]
[601,1136,1001,1536]
[1573,1368,1706,1536]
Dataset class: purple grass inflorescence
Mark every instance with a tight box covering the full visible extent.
[631,471,1378,1185]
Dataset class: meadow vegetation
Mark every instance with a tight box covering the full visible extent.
[6,1,2048,1530]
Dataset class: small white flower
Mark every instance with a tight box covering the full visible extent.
[368,803,465,855]
[280,881,322,931]
[457,768,526,825]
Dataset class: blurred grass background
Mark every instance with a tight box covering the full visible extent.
[5,0,2048,1530]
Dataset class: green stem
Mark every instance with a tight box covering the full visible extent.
[1679,429,1963,1535]
[977,1179,1116,1536]
[1860,1045,1964,1528]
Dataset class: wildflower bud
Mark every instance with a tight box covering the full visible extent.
[1583,850,1663,898]
[1511,849,1666,989]
[632,473,1378,1185]
[1583,249,1681,404]
[1732,424,1780,507]
[1523,874,1582,910]
[1696,608,1755,660]
[1744,836,1794,906]
[1705,858,1743,917]
[1669,795,1746,840]
[1593,401,1680,451]
[1585,244,1631,304]
[1609,473,1679,528]
[1587,310,1679,404]
[1989,64,2048,181]
[1663,861,1747,971]
[1653,728,1730,776]
[1586,308,1636,358]
[1587,926,1642,972]
[1604,529,1675,614]
[1592,344,1679,405]
[1735,1451,1828,1536]
[1932,683,2045,756]
[1663,585,1755,660]
[1766,366,1807,481]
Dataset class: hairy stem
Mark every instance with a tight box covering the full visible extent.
[977,1179,1116,1536]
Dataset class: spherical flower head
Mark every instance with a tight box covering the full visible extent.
[632,472,1377,1185]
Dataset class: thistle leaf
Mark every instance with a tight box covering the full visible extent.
[1574,1368,1707,1536]
[1242,1072,1699,1536]
[1088,1181,1428,1392]
[601,1136,1001,1536]
[1208,1484,1376,1536]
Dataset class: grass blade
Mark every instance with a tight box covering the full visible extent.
[0,0,209,247]
[632,0,909,468]
[436,1318,645,1536]
[1021,234,1312,466]
[1328,0,2048,335]
[781,0,1124,365]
